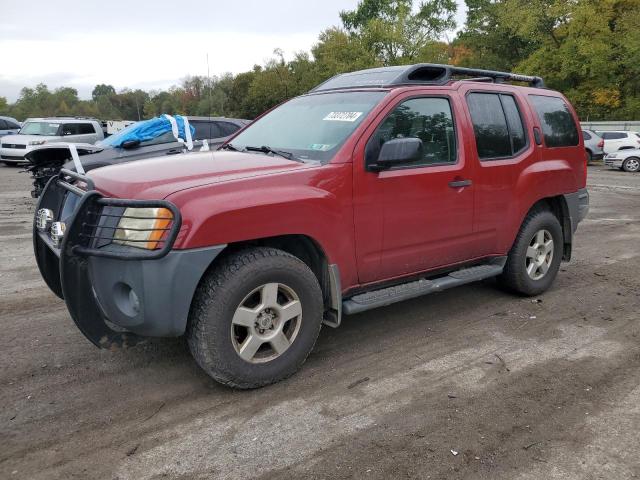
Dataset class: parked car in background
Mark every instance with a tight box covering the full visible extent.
[33,63,588,388]
[581,129,604,162]
[0,116,21,138]
[25,115,249,197]
[604,148,640,172]
[596,130,640,154]
[0,117,104,166]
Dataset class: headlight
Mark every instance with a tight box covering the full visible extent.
[112,207,174,250]
[607,153,617,158]
[28,140,47,146]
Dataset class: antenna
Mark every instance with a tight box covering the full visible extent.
[207,53,213,140]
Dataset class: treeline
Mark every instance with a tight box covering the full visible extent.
[1,0,638,122]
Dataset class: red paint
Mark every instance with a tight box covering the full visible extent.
[88,82,586,295]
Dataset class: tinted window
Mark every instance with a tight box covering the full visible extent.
[218,121,241,136]
[467,93,511,159]
[191,121,221,140]
[582,130,592,140]
[77,123,95,134]
[62,124,79,136]
[140,131,176,146]
[8,121,20,129]
[501,95,527,154]
[600,132,626,140]
[529,95,579,147]
[0,120,7,129]
[367,97,456,167]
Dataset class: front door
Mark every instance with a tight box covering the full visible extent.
[353,92,476,283]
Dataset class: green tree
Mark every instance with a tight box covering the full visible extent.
[340,0,457,63]
[92,84,116,101]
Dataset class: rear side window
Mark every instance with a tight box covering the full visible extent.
[192,121,222,140]
[600,132,626,140]
[0,120,7,129]
[582,130,592,140]
[77,123,95,134]
[529,95,579,147]
[467,92,527,160]
[62,124,79,136]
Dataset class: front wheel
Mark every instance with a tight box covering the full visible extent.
[622,157,640,173]
[499,209,563,296]
[187,247,324,389]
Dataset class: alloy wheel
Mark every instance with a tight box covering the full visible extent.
[230,283,302,363]
[525,229,554,281]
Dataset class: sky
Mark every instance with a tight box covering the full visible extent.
[0,0,467,102]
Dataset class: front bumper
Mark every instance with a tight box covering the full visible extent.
[34,170,225,348]
[0,145,33,163]
[604,156,623,168]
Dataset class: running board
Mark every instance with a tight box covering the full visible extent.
[342,258,507,315]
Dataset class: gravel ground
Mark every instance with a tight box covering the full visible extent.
[1,164,639,480]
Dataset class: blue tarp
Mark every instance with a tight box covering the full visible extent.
[99,115,195,148]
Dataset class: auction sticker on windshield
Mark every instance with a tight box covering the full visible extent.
[323,111,363,122]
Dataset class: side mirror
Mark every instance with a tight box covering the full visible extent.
[369,137,423,171]
[121,139,141,150]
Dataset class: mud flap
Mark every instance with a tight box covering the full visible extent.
[59,192,144,349]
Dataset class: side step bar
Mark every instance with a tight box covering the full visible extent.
[342,258,507,315]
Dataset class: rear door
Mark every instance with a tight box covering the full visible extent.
[600,132,627,153]
[353,90,476,283]
[459,86,537,256]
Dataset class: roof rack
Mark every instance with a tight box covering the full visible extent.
[310,63,545,92]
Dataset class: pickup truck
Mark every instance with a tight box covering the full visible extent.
[33,64,589,388]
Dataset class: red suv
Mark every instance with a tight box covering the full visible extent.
[33,64,589,388]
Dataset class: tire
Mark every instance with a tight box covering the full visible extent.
[622,157,640,173]
[498,208,563,296]
[585,149,592,163]
[186,247,324,389]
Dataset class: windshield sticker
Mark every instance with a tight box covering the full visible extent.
[323,111,363,122]
[309,143,334,151]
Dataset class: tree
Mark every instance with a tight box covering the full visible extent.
[91,84,116,101]
[340,0,457,63]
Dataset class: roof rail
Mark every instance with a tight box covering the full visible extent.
[311,63,545,92]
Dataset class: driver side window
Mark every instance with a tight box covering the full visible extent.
[366,97,457,168]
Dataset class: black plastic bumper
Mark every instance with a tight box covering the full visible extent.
[33,170,226,348]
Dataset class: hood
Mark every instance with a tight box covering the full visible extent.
[0,134,60,145]
[88,150,314,199]
[25,142,103,165]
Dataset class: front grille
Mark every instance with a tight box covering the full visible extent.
[1,144,26,149]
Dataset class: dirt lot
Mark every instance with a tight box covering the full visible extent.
[1,164,639,480]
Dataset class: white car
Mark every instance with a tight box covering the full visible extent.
[0,117,104,166]
[604,149,640,172]
[596,130,640,154]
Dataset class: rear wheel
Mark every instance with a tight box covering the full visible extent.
[499,208,563,296]
[187,247,324,389]
[622,157,640,173]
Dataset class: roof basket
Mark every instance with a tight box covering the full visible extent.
[311,63,545,92]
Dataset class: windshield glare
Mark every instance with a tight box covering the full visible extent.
[20,121,61,136]
[231,91,387,162]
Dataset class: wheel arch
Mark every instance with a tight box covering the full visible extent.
[521,196,573,261]
[196,234,341,326]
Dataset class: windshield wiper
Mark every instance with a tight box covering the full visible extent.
[220,143,239,151]
[244,145,302,162]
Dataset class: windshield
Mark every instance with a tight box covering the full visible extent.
[20,121,61,136]
[230,91,387,162]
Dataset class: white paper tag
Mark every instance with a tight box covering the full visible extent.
[323,111,363,122]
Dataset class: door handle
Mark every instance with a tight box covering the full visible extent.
[448,179,472,188]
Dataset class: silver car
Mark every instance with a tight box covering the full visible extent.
[582,129,604,162]
[0,117,104,165]
[604,149,640,172]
